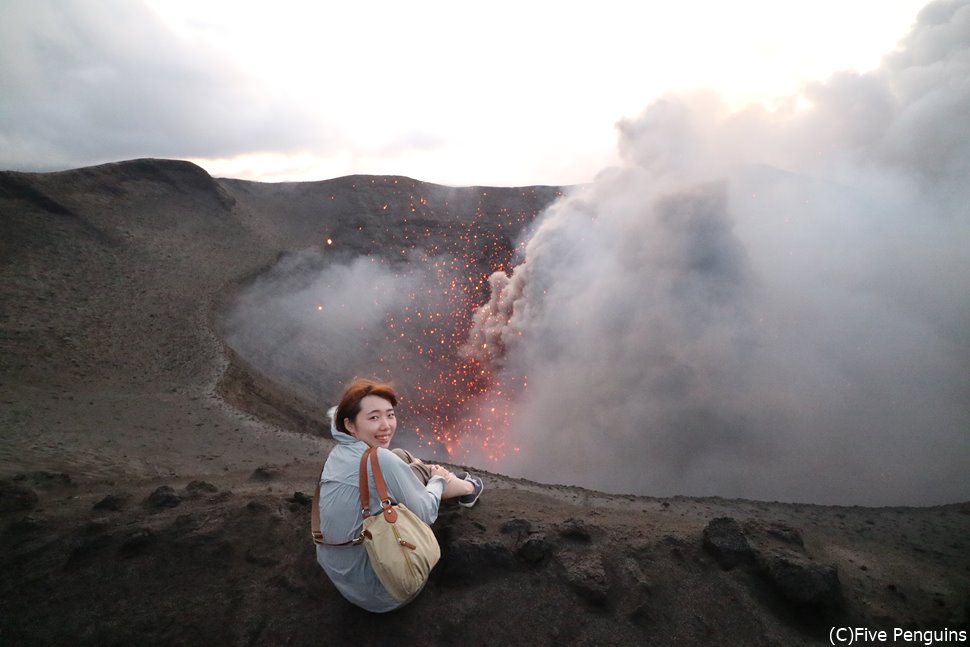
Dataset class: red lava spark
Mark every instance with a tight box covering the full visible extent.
[310,181,554,463]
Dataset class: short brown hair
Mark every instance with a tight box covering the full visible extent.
[335,378,398,434]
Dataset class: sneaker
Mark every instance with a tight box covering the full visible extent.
[458,474,483,508]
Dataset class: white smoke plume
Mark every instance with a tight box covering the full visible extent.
[465,0,970,505]
[223,247,496,454]
[223,249,450,402]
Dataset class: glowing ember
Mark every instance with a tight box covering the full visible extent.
[226,178,562,467]
[351,188,556,463]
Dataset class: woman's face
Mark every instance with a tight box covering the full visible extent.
[345,394,397,448]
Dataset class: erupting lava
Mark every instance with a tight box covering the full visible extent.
[225,178,561,466]
[337,185,553,463]
[377,252,524,463]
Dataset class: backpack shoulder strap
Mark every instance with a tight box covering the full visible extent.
[358,448,372,516]
[311,474,323,545]
[368,447,398,523]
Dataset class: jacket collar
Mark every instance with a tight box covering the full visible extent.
[329,405,364,447]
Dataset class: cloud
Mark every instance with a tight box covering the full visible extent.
[464,0,970,505]
[0,0,323,170]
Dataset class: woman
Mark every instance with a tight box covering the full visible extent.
[315,378,483,612]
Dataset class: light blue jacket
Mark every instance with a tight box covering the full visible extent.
[316,418,446,612]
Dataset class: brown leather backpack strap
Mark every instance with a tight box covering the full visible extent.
[369,447,398,524]
[358,448,372,517]
[311,476,323,545]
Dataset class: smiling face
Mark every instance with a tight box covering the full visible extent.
[344,394,397,448]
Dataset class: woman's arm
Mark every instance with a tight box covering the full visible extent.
[375,448,446,524]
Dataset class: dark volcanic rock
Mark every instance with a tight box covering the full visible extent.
[501,518,532,540]
[763,522,804,547]
[500,518,550,563]
[15,471,72,487]
[66,533,111,570]
[437,539,515,581]
[249,465,283,481]
[703,517,754,570]
[287,491,312,506]
[518,533,553,564]
[5,515,46,536]
[558,549,611,605]
[185,481,219,496]
[762,553,842,610]
[119,529,156,557]
[93,494,129,512]
[559,518,594,543]
[0,481,38,513]
[144,486,181,510]
[245,547,280,567]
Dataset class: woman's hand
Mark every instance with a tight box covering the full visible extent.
[428,464,452,480]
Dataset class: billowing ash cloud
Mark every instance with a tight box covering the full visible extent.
[464,0,970,505]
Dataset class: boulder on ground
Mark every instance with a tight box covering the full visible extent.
[702,517,754,570]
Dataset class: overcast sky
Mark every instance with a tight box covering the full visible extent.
[0,0,932,186]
